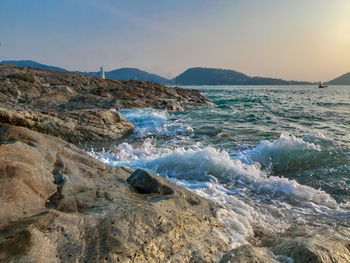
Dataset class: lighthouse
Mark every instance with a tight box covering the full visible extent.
[100,66,105,79]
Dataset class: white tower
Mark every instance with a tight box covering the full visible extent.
[100,66,105,79]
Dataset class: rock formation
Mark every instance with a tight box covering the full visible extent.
[0,63,210,144]
[0,126,227,262]
[0,107,134,145]
[0,64,210,112]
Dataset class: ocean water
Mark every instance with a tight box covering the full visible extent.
[90,85,350,249]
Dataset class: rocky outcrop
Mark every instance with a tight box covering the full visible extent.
[269,226,350,263]
[219,225,350,263]
[0,126,227,262]
[0,64,210,144]
[220,245,280,263]
[0,107,134,145]
[0,64,211,112]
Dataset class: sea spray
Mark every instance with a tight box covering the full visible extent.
[95,86,350,243]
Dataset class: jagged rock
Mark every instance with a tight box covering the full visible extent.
[220,245,280,263]
[0,64,209,145]
[0,107,134,144]
[270,226,350,263]
[0,126,227,262]
[127,169,174,195]
[0,64,211,112]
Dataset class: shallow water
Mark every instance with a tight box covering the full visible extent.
[90,85,350,248]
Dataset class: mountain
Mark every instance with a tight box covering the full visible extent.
[0,60,169,84]
[172,67,311,85]
[105,68,169,84]
[0,60,69,72]
[328,72,350,85]
[1,60,313,85]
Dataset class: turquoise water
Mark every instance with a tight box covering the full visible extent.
[91,85,350,248]
[180,85,350,203]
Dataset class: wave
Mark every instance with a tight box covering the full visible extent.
[243,132,322,171]
[89,134,350,249]
[241,132,347,178]
[90,139,338,209]
[92,108,349,227]
[118,108,193,138]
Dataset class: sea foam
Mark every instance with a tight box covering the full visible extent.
[89,108,350,249]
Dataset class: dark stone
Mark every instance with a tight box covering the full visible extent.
[127,169,174,195]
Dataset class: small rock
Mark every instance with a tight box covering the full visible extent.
[127,169,174,195]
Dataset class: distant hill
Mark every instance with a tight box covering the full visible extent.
[0,60,169,84]
[1,60,314,85]
[328,72,350,85]
[105,68,169,84]
[0,60,69,72]
[172,67,311,85]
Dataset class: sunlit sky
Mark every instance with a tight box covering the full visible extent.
[1,0,350,81]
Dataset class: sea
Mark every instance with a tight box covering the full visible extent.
[89,85,350,249]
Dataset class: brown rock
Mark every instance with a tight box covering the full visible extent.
[0,64,211,112]
[220,245,279,263]
[0,126,227,262]
[270,226,350,263]
[0,107,134,144]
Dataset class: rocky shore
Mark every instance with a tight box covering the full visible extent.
[0,64,210,144]
[0,64,349,263]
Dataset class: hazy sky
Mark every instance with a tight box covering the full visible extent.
[1,0,350,81]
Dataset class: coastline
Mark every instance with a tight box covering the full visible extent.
[0,64,349,262]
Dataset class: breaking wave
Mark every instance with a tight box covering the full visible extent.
[89,105,350,249]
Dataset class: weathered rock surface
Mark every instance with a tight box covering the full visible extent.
[0,107,134,145]
[0,126,227,262]
[0,63,210,144]
[220,245,279,263]
[270,226,350,263]
[0,64,211,112]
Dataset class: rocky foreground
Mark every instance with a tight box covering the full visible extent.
[0,64,349,263]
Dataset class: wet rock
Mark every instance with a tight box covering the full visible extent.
[270,226,350,263]
[220,245,280,263]
[127,169,174,195]
[0,126,227,262]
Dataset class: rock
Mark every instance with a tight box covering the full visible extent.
[0,107,134,144]
[127,169,174,195]
[220,245,280,263]
[0,126,228,262]
[0,64,211,112]
[0,64,209,145]
[270,226,350,263]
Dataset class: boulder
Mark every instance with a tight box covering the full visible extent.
[0,107,134,144]
[0,126,228,262]
[270,226,350,263]
[220,245,280,263]
[127,169,174,195]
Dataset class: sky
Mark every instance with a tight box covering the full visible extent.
[1,0,350,81]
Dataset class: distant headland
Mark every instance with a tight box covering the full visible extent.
[1,60,349,85]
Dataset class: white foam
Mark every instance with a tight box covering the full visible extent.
[243,132,323,170]
[88,106,350,245]
[90,140,340,213]
[146,146,336,207]
[118,108,192,138]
